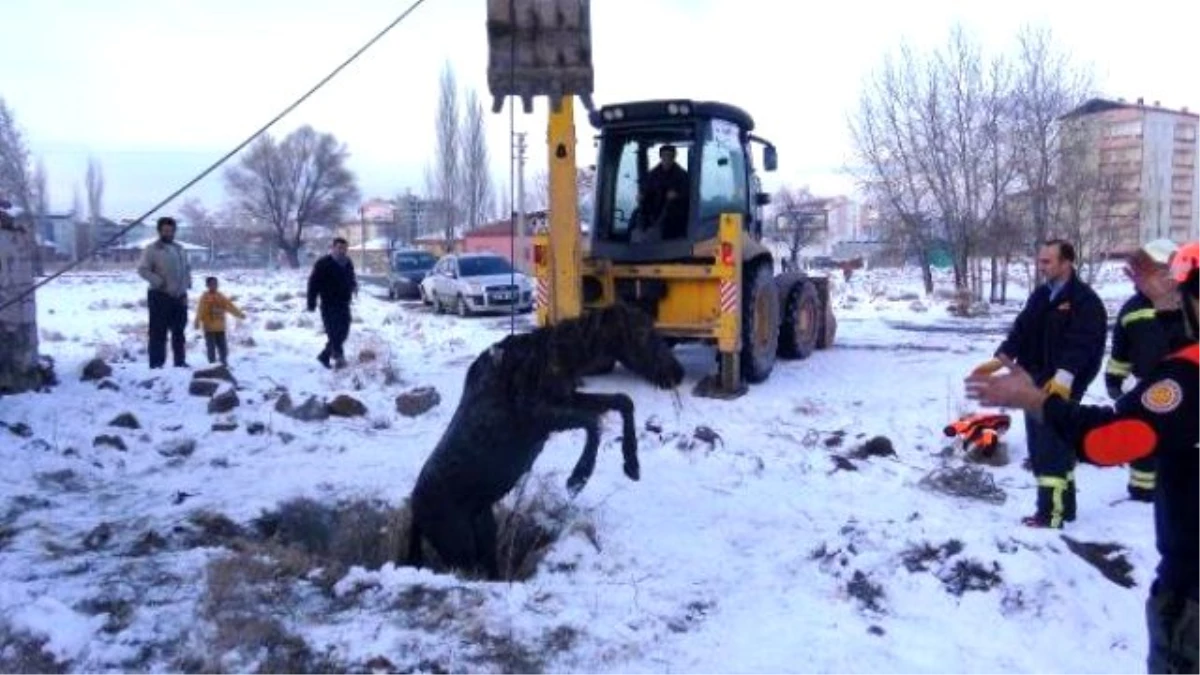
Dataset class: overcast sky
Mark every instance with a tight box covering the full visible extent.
[3,0,1197,219]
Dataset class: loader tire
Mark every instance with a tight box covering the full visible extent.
[818,304,837,349]
[778,279,820,360]
[741,262,779,383]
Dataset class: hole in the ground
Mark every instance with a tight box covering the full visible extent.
[169,481,580,584]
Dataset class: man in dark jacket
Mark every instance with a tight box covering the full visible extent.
[635,144,690,241]
[1105,239,1179,502]
[306,238,357,369]
[971,239,1108,528]
[967,262,1198,674]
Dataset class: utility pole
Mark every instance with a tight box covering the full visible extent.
[359,206,367,271]
[514,131,528,271]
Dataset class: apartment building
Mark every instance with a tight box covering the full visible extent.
[1059,97,1199,253]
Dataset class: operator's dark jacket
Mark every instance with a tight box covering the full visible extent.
[641,164,688,213]
[996,271,1108,399]
[306,255,358,311]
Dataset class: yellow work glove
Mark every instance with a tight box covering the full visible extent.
[1043,369,1074,400]
[971,358,1004,376]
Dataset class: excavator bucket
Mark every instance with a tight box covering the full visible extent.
[486,0,595,114]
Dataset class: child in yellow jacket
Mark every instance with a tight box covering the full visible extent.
[195,276,246,365]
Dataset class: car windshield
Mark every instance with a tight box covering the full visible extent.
[458,256,513,276]
[393,253,436,271]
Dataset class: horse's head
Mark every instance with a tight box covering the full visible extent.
[591,303,684,389]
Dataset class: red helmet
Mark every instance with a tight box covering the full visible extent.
[1171,241,1199,282]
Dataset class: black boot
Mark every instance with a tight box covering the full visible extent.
[1027,475,1069,529]
[1064,472,1077,523]
[1127,485,1155,503]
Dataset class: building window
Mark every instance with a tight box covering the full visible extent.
[1171,201,1192,218]
[1173,176,1195,193]
[1174,149,1196,167]
[1177,124,1198,142]
[1107,121,1142,138]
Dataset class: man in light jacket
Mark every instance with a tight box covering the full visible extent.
[137,216,192,368]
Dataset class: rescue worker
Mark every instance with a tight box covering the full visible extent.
[1104,239,1178,502]
[966,258,1198,675]
[635,144,689,241]
[970,239,1108,528]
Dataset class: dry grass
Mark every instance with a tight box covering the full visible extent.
[195,553,339,674]
[174,488,591,672]
[0,621,68,673]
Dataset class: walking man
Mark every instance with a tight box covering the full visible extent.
[137,216,192,369]
[306,237,357,369]
[970,239,1107,528]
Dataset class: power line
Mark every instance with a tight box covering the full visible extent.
[0,0,431,313]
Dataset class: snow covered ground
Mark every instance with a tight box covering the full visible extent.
[0,263,1161,673]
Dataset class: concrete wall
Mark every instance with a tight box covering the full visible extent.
[0,226,41,393]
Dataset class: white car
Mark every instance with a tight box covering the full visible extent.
[420,253,534,316]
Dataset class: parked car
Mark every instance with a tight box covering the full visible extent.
[388,249,438,300]
[420,253,533,316]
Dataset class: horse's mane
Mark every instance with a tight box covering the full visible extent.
[482,304,650,404]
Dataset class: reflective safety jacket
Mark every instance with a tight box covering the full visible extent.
[1044,343,1198,599]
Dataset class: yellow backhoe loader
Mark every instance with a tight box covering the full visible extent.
[486,0,835,399]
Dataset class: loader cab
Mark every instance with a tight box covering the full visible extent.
[590,100,777,264]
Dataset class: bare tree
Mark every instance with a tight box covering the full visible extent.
[429,62,462,250]
[85,157,104,224]
[179,197,217,263]
[1010,25,1094,256]
[528,168,593,222]
[851,27,1020,298]
[32,160,47,220]
[771,186,826,269]
[849,47,940,293]
[918,28,1017,296]
[0,98,34,227]
[30,159,47,273]
[223,126,360,268]
[461,89,495,232]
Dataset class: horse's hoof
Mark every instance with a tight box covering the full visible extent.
[566,475,587,497]
[623,462,640,481]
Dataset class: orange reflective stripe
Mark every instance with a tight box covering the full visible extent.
[1083,418,1158,466]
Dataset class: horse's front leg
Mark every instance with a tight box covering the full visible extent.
[567,392,638,482]
[529,403,603,497]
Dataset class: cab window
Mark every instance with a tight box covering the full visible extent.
[697,120,748,224]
